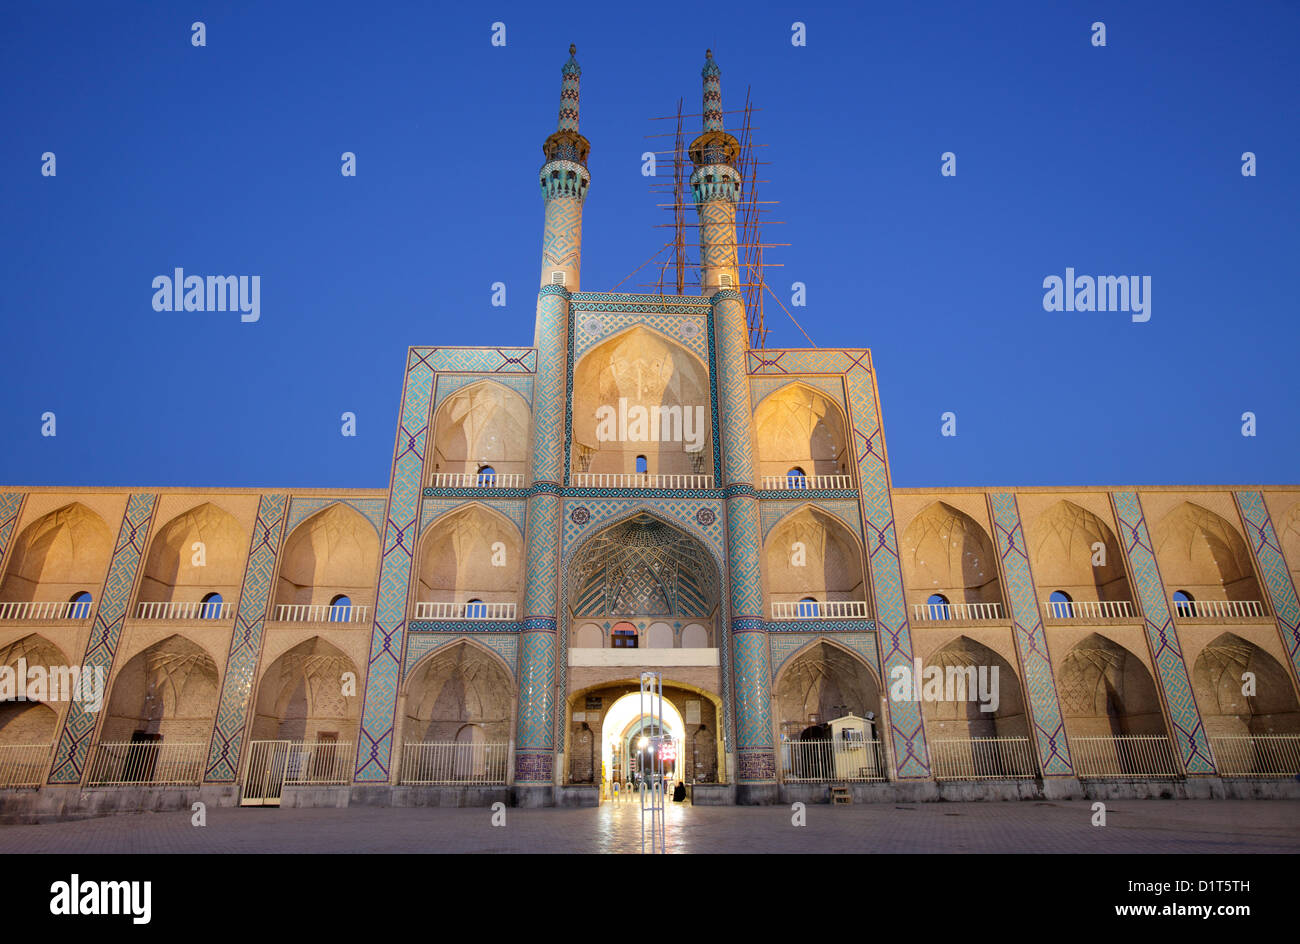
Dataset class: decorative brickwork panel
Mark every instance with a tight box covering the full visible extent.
[48,493,156,784]
[732,621,773,761]
[0,493,25,570]
[433,373,534,410]
[988,493,1073,776]
[420,498,526,538]
[1111,491,1216,774]
[404,633,516,683]
[768,632,880,679]
[1235,491,1300,682]
[285,496,386,537]
[759,499,864,545]
[205,493,289,781]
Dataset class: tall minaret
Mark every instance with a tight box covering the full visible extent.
[515,45,590,801]
[691,51,776,800]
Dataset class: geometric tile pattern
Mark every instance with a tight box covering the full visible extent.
[765,619,877,633]
[515,623,557,782]
[408,346,537,374]
[726,496,764,617]
[768,632,880,681]
[732,623,775,781]
[1110,491,1216,774]
[524,493,561,617]
[569,292,712,314]
[433,372,534,411]
[534,289,569,485]
[356,355,435,783]
[205,492,289,782]
[420,498,526,538]
[749,375,847,413]
[758,499,864,545]
[285,496,387,537]
[408,620,522,633]
[403,632,517,683]
[1234,490,1300,682]
[47,493,157,784]
[840,352,930,779]
[988,492,1073,776]
[573,311,708,363]
[0,493,24,574]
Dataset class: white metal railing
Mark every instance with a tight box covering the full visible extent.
[929,737,1038,780]
[771,600,871,620]
[1069,735,1182,779]
[912,601,1004,621]
[0,600,93,620]
[413,601,517,621]
[570,473,714,489]
[400,742,510,784]
[780,739,886,782]
[0,744,52,787]
[1173,599,1266,619]
[84,741,206,786]
[273,603,370,623]
[135,600,233,620]
[1210,735,1300,777]
[428,472,524,488]
[250,740,355,785]
[761,474,854,490]
[1041,599,1135,620]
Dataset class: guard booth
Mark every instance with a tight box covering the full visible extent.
[829,713,879,781]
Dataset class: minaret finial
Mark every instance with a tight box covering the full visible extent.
[570,43,576,56]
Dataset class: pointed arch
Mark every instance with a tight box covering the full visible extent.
[900,502,1002,611]
[1028,500,1132,605]
[401,639,515,744]
[1057,632,1166,738]
[773,638,882,742]
[100,634,221,742]
[274,502,380,613]
[763,505,867,614]
[1151,502,1262,603]
[138,502,247,605]
[919,635,1027,738]
[753,381,852,482]
[417,503,524,611]
[570,325,714,478]
[0,502,113,604]
[429,379,532,480]
[251,636,361,741]
[1191,632,1300,737]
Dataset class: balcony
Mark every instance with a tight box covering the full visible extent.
[1041,599,1135,621]
[0,600,93,621]
[911,601,1004,622]
[413,601,517,621]
[272,603,370,623]
[1172,599,1267,620]
[570,473,713,489]
[136,600,233,620]
[428,472,524,488]
[760,474,853,490]
[770,600,871,620]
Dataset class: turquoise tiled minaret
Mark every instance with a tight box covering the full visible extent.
[691,51,775,798]
[515,45,591,798]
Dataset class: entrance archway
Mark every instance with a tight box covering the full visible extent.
[599,691,686,787]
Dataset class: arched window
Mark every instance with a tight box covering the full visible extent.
[329,594,352,622]
[199,591,224,620]
[926,592,950,620]
[465,598,487,619]
[1048,590,1073,619]
[786,467,808,488]
[797,596,820,618]
[611,622,638,649]
[68,590,93,619]
[476,465,497,486]
[636,455,648,475]
[1172,589,1195,617]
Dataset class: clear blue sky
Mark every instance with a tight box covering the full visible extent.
[2,1,1296,489]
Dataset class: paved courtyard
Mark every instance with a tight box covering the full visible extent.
[0,799,1296,853]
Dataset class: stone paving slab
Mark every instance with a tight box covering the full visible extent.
[0,800,1296,853]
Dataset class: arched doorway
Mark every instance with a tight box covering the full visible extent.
[599,691,686,788]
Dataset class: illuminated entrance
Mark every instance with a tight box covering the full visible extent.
[599,691,685,792]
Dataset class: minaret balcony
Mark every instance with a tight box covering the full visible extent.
[413,601,517,621]
[570,472,713,490]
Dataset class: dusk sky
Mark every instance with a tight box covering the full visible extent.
[2,1,1296,488]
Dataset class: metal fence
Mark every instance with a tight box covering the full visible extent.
[1069,735,1182,779]
[779,739,886,782]
[761,474,853,490]
[771,600,871,620]
[1172,599,1266,619]
[136,600,233,620]
[0,743,52,787]
[1209,735,1300,777]
[929,737,1038,780]
[912,601,1004,621]
[412,601,516,620]
[399,742,510,784]
[0,600,93,620]
[84,741,207,786]
[1041,599,1135,620]
[273,603,370,623]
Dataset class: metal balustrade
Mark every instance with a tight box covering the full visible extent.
[400,742,511,784]
[779,739,886,782]
[1041,599,1135,620]
[0,600,93,620]
[1172,599,1266,619]
[413,601,516,621]
[1209,735,1300,777]
[911,601,1004,621]
[245,740,354,787]
[1069,735,1182,779]
[428,472,524,488]
[84,741,206,786]
[273,603,370,623]
[770,600,871,620]
[761,474,854,490]
[570,472,714,489]
[0,744,52,787]
[929,737,1038,780]
[136,600,233,620]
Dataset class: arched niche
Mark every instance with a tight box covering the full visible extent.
[1191,632,1300,737]
[0,634,68,746]
[429,381,531,481]
[250,637,360,742]
[763,506,866,613]
[570,327,713,479]
[774,640,881,741]
[273,503,379,615]
[0,503,113,604]
[138,503,247,606]
[402,641,514,743]
[1028,500,1132,605]
[416,505,523,611]
[920,636,1027,739]
[753,383,851,483]
[1151,502,1262,604]
[1057,633,1166,738]
[900,502,1002,613]
[101,635,220,742]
